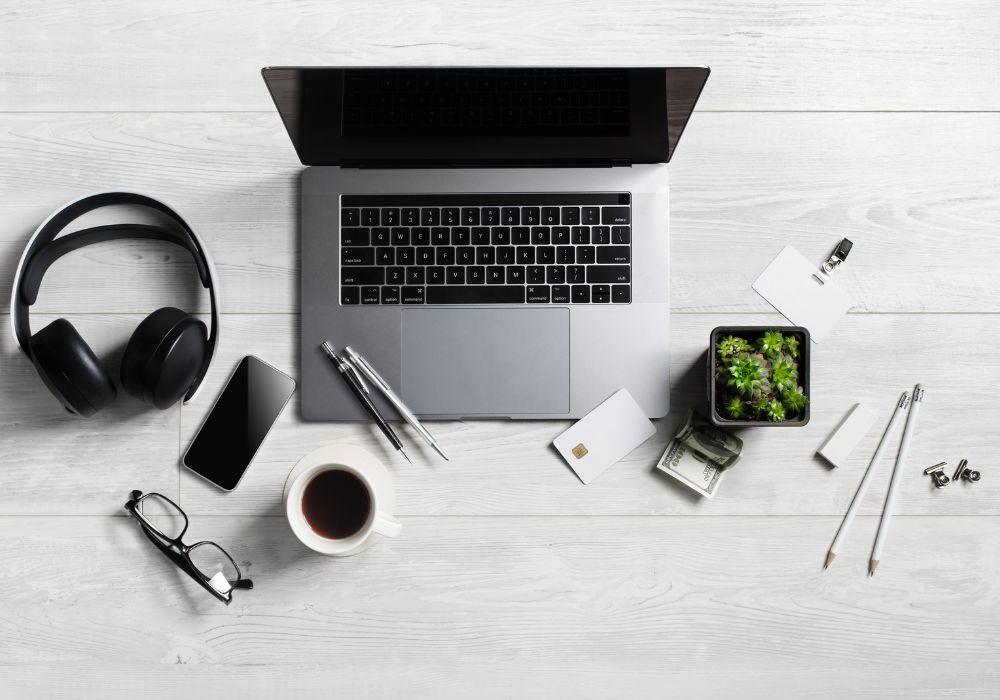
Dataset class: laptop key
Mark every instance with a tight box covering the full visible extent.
[342,248,374,266]
[531,226,550,245]
[602,207,631,225]
[571,226,590,244]
[491,227,510,245]
[512,226,531,244]
[381,286,401,304]
[597,246,630,264]
[501,207,520,225]
[577,246,596,264]
[402,208,420,226]
[386,267,404,285]
[546,265,565,284]
[416,247,434,265]
[592,284,611,303]
[587,265,630,283]
[376,247,395,265]
[497,246,515,265]
[612,226,631,244]
[457,246,475,265]
[516,246,534,264]
[612,285,630,303]
[592,226,611,244]
[537,246,555,264]
[581,207,600,225]
[432,227,450,245]
[476,247,496,265]
[506,265,525,284]
[451,227,471,245]
[442,208,460,226]
[361,208,380,226]
[406,267,426,284]
[412,227,430,245]
[372,227,391,245]
[467,266,485,284]
[426,286,525,304]
[402,286,425,304]
[341,227,370,246]
[541,207,560,225]
[557,246,575,264]
[427,267,446,285]
[551,285,571,303]
[472,227,491,245]
[552,226,570,245]
[567,265,585,284]
[361,286,380,304]
[341,286,360,304]
[522,207,540,225]
[571,285,591,303]
[341,208,360,226]
[561,207,581,225]
[487,266,505,284]
[421,208,440,226]
[391,228,409,245]
[527,265,546,284]
[341,266,384,286]
[380,208,399,226]
[483,207,500,225]
[461,208,480,225]
[527,285,551,303]
[447,266,465,284]
[436,247,455,265]
[396,247,414,265]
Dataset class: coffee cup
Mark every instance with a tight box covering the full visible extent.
[284,445,401,556]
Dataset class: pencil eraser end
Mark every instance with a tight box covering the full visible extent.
[817,403,878,468]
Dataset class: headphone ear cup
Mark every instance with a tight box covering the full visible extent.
[29,318,117,417]
[120,307,207,409]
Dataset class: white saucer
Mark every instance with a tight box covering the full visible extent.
[283,444,397,556]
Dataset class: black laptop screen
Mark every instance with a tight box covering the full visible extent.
[262,67,709,166]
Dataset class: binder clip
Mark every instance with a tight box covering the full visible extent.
[816,238,854,280]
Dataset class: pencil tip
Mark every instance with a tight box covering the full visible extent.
[869,559,879,576]
[824,551,836,569]
[399,448,411,464]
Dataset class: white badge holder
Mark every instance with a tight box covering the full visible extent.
[752,239,855,342]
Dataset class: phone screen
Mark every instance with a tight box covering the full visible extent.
[183,356,296,491]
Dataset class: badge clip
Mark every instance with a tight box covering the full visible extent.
[817,238,853,280]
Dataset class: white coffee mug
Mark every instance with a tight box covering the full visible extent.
[285,445,401,556]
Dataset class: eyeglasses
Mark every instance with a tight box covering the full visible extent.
[124,490,253,605]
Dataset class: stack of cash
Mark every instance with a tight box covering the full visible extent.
[655,410,743,499]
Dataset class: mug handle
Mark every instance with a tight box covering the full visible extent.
[372,511,402,538]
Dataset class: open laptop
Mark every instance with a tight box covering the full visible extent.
[262,67,710,420]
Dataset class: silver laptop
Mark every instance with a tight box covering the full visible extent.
[262,67,710,420]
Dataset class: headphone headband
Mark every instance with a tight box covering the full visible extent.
[9,191,220,403]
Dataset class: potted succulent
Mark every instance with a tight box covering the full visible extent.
[708,326,810,427]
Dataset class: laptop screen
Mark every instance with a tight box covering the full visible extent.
[262,67,709,166]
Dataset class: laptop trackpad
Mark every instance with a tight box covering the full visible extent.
[401,308,570,416]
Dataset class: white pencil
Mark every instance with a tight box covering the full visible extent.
[870,384,924,576]
[825,391,910,569]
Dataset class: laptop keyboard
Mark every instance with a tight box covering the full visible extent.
[339,194,631,305]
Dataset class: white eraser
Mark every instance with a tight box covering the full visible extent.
[817,403,878,468]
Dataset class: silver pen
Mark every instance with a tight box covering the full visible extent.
[343,346,449,461]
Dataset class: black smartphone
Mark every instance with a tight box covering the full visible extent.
[183,356,296,491]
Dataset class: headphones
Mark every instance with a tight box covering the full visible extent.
[10,192,220,417]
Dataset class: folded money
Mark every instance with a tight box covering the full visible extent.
[655,410,743,498]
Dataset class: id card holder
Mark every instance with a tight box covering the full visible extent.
[752,240,854,342]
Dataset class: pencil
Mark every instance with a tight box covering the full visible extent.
[825,391,910,569]
[870,384,924,576]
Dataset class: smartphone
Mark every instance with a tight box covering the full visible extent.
[183,355,296,491]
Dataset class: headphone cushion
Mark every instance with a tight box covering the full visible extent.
[121,307,207,409]
[29,318,117,417]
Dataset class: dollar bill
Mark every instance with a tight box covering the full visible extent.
[655,410,743,498]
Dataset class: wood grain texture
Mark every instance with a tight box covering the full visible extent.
[0,515,997,698]
[177,312,1000,518]
[0,314,179,514]
[2,1,999,111]
[2,112,999,314]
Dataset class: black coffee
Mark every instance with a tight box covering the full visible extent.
[301,469,372,539]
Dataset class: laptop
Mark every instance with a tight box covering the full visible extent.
[262,67,710,420]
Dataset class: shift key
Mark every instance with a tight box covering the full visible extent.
[586,265,630,283]
[600,207,631,225]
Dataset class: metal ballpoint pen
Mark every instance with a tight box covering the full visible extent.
[321,342,410,464]
[344,346,449,461]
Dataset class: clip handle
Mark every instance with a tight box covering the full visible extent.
[820,238,854,276]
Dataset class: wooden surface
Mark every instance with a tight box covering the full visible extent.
[1,1,998,697]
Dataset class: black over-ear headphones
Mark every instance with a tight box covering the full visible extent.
[10,192,220,416]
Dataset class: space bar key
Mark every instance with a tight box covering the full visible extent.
[427,286,526,304]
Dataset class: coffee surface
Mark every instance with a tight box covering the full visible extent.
[302,469,372,539]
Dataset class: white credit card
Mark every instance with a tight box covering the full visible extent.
[553,389,656,484]
[752,246,854,342]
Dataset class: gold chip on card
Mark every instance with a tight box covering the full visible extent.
[572,443,588,459]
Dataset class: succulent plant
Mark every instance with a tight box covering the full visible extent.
[758,330,785,358]
[724,396,745,419]
[783,385,808,413]
[726,352,770,398]
[717,335,752,359]
[764,399,786,422]
[770,353,799,395]
[784,334,800,358]
[714,330,808,423]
